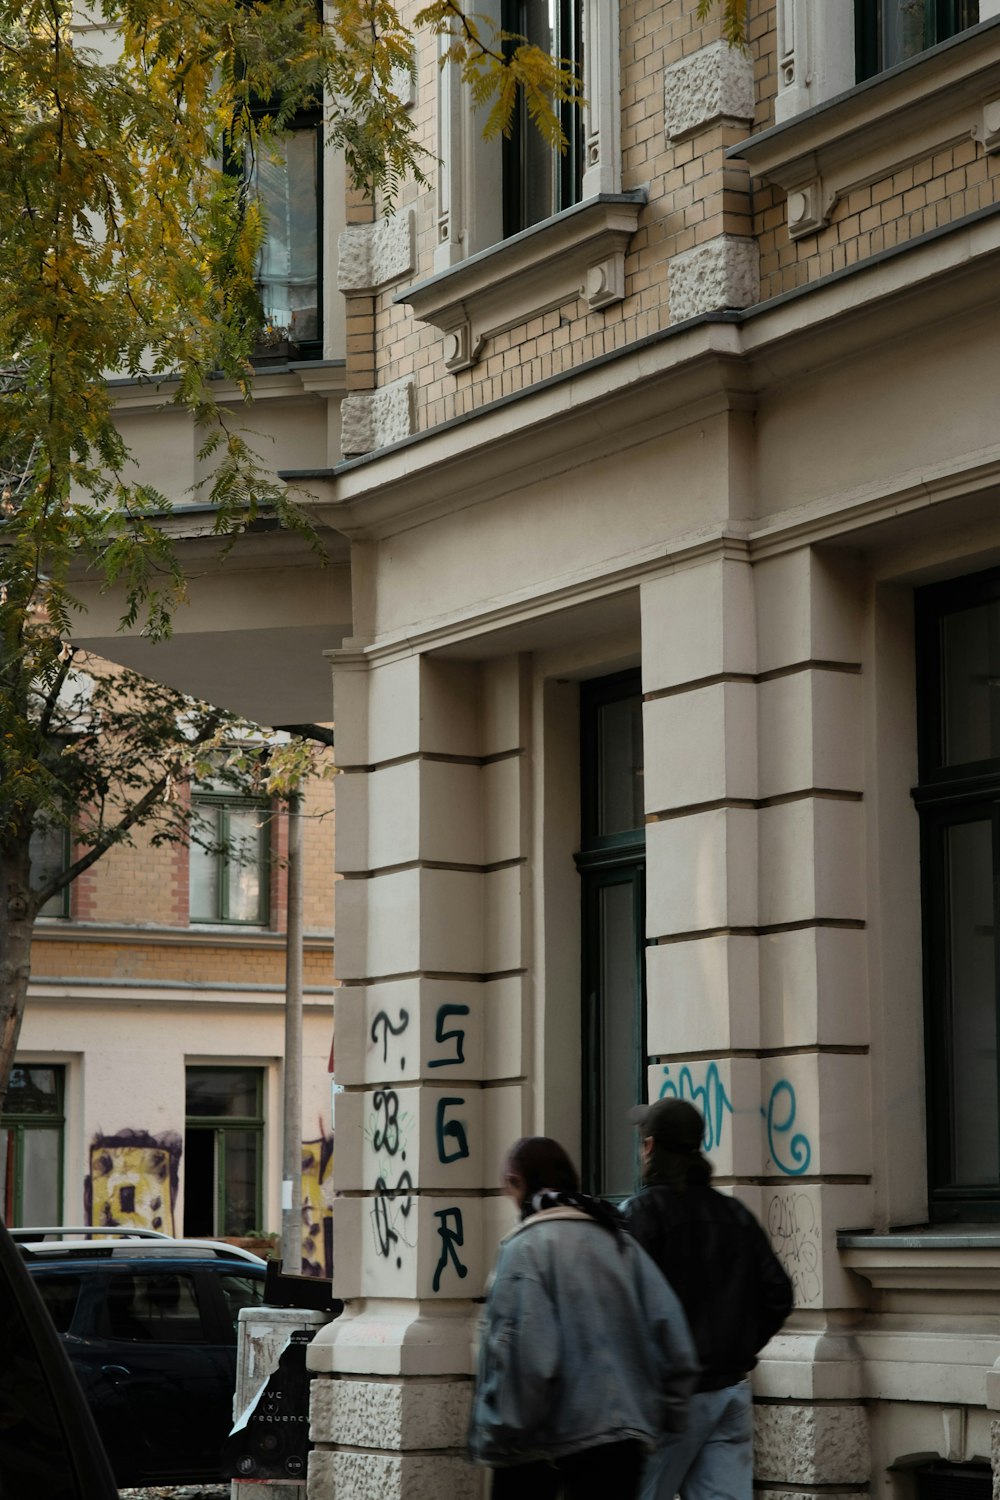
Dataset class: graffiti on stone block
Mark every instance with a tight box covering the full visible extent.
[432,1207,468,1292]
[371,1088,404,1157]
[762,1080,812,1177]
[301,1121,334,1278]
[767,1192,820,1305]
[435,1097,470,1165]
[428,1004,470,1069]
[370,1007,410,1068]
[371,1170,415,1270]
[658,1063,733,1152]
[86,1129,182,1233]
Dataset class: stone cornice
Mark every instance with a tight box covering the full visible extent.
[730,19,1000,237]
[32,918,334,951]
[395,193,647,371]
[286,206,1000,557]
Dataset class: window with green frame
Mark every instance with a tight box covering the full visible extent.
[576,670,646,1202]
[915,566,1000,1221]
[855,0,978,80]
[184,1067,264,1238]
[189,792,270,926]
[501,0,584,238]
[1,1065,65,1227]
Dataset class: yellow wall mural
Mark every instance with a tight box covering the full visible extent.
[87,1130,181,1233]
[301,1126,334,1277]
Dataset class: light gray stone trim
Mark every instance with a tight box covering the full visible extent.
[668,235,760,322]
[310,1377,472,1450]
[754,1403,871,1486]
[664,40,755,141]
[340,378,417,458]
[338,211,415,294]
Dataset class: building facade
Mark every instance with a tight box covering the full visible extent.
[73,1,1000,1497]
[7,772,336,1274]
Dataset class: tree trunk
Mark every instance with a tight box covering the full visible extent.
[0,843,37,1118]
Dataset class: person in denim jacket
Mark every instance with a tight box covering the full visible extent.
[469,1136,699,1500]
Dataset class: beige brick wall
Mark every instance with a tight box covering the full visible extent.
[347,1,997,426]
[756,137,1000,302]
[355,0,764,431]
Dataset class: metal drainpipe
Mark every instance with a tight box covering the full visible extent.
[281,790,303,1270]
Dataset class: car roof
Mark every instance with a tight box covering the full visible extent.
[13,1228,267,1267]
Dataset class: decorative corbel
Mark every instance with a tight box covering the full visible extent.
[585,251,626,310]
[440,309,484,374]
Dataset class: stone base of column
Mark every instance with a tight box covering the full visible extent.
[754,1402,871,1489]
[306,1301,480,1499]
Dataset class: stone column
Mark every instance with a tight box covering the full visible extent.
[639,543,872,1496]
[307,650,531,1499]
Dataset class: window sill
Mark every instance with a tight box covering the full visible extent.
[731,19,1000,238]
[395,192,647,372]
[837,1227,1000,1291]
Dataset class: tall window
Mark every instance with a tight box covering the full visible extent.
[184,1067,264,1238]
[29,823,70,919]
[189,789,270,926]
[249,111,322,358]
[915,567,1000,1221]
[502,0,583,237]
[1,1065,64,1226]
[577,671,645,1201]
[856,0,978,79]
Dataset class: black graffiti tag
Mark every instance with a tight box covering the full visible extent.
[371,1008,410,1064]
[372,1089,401,1156]
[432,1207,468,1292]
[372,1170,414,1264]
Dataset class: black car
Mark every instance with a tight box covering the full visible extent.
[16,1228,267,1488]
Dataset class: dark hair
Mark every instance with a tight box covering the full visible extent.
[642,1140,714,1192]
[504,1137,579,1203]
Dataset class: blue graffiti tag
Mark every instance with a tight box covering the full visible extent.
[659,1063,733,1151]
[762,1080,812,1177]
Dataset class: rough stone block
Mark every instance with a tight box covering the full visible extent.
[754,1403,870,1485]
[665,40,755,140]
[338,211,415,294]
[341,378,416,458]
[310,1377,471,1450]
[669,236,759,322]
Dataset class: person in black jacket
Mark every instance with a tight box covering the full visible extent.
[623,1097,793,1500]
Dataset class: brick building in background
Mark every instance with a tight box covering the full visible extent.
[70,1,1000,1496]
[5,755,336,1275]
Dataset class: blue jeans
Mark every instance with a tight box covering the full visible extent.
[641,1381,753,1500]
